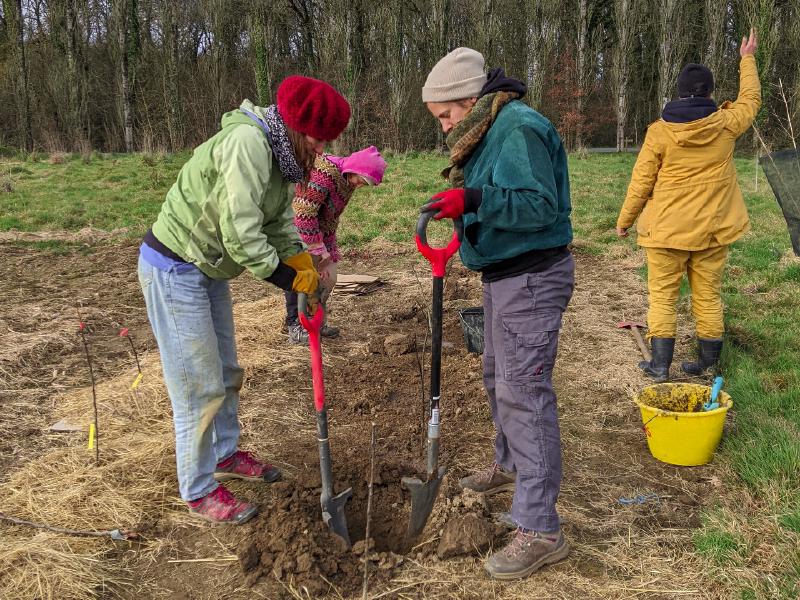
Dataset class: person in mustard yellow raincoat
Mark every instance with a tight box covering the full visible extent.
[616,29,760,382]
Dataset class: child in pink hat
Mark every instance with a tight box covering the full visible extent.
[286,146,387,343]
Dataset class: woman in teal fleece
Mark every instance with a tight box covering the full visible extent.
[138,76,350,524]
[422,48,574,580]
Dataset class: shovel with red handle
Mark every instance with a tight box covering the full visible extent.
[401,209,464,549]
[298,293,352,548]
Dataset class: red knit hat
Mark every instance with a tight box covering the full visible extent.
[276,76,351,141]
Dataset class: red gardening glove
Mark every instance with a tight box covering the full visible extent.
[427,188,465,220]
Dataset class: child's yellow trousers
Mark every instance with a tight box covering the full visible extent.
[645,245,729,339]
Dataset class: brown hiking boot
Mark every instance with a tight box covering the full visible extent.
[485,529,570,580]
[458,463,516,495]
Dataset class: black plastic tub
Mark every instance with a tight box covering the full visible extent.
[458,307,484,354]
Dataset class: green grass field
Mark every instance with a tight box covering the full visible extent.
[1,150,798,597]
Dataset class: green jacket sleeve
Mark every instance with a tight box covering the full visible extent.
[214,126,281,280]
[476,126,559,232]
[617,130,662,230]
[268,197,304,260]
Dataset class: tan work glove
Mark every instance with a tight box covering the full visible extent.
[284,252,320,295]
[265,252,320,299]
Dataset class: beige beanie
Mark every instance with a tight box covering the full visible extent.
[422,47,487,103]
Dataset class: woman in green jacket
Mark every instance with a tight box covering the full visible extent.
[138,76,350,524]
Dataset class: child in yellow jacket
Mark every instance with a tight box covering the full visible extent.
[616,29,760,381]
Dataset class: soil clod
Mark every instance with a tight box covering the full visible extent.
[437,513,495,559]
[383,333,416,356]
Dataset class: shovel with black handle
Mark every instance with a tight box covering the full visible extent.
[401,208,463,550]
[298,293,352,548]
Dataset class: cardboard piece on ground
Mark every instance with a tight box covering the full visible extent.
[48,419,85,433]
[336,273,383,295]
[337,274,380,284]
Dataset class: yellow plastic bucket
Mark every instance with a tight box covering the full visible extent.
[635,383,733,466]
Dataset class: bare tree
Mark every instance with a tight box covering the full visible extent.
[525,0,559,110]
[612,0,636,151]
[115,0,140,151]
[248,0,272,105]
[575,0,595,149]
[656,0,690,108]
[288,0,317,70]
[476,0,497,61]
[385,2,412,148]
[3,0,33,150]
[161,0,183,150]
[0,0,797,152]
[50,0,90,149]
[704,0,729,77]
[737,0,778,94]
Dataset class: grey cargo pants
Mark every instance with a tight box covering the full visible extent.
[482,253,574,532]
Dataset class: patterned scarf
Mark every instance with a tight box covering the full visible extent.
[263,105,305,183]
[442,91,521,187]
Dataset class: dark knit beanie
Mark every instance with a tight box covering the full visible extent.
[276,76,351,141]
[677,64,715,98]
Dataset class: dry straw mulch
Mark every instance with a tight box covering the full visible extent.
[0,241,746,599]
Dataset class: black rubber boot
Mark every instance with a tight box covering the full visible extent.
[681,338,723,376]
[639,337,675,383]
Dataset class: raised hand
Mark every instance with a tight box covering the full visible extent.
[740,28,757,57]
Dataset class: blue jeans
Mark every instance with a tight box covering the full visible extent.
[138,255,243,501]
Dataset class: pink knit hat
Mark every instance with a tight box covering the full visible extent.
[338,146,387,186]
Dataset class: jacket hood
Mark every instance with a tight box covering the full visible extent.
[658,108,727,148]
[480,67,527,98]
[662,97,718,123]
[221,99,268,129]
[327,146,387,185]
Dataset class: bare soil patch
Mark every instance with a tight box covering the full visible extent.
[0,239,726,599]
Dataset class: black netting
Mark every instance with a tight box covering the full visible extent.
[760,149,800,256]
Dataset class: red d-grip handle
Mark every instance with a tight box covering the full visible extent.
[415,209,464,278]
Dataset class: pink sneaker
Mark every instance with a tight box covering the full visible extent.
[187,485,257,525]
[214,450,282,483]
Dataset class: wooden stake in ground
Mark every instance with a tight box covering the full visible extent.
[77,310,99,464]
[362,422,376,600]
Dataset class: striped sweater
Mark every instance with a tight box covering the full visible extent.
[292,154,354,263]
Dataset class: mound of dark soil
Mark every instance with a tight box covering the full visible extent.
[238,462,413,597]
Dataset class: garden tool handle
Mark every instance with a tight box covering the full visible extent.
[704,376,724,411]
[617,322,651,362]
[416,208,460,480]
[630,327,652,363]
[710,376,724,402]
[298,293,326,413]
[415,209,464,278]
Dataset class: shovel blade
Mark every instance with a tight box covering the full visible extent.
[322,487,353,548]
[401,467,446,548]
